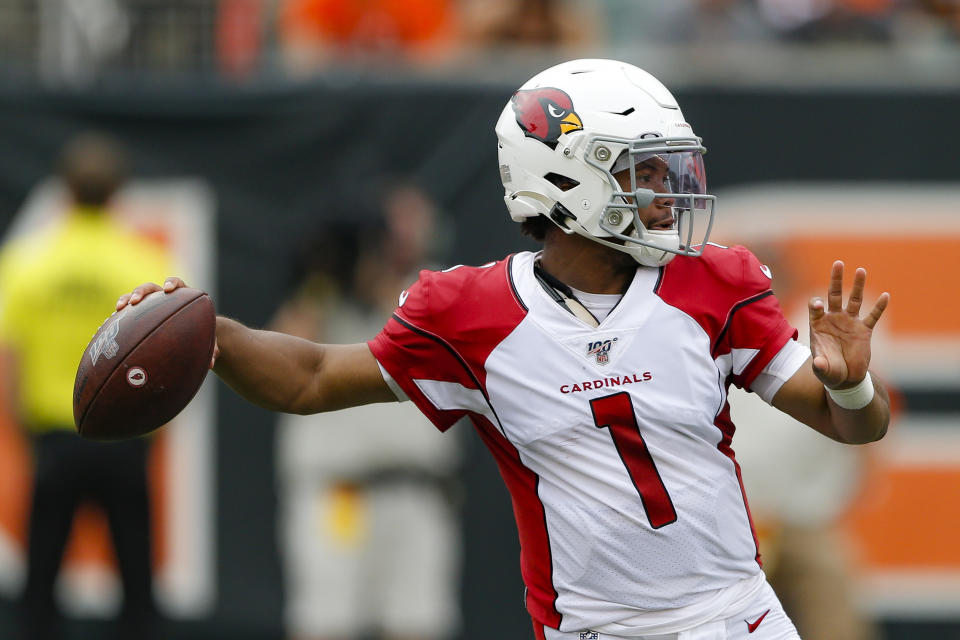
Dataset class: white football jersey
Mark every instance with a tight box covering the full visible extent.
[369,246,799,633]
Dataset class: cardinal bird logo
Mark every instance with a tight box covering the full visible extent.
[511,87,583,147]
[126,366,148,388]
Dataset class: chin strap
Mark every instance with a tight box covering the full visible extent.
[533,261,600,328]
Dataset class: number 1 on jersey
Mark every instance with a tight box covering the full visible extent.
[590,392,678,529]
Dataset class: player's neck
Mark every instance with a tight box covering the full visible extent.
[539,230,636,295]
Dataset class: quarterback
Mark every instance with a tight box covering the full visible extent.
[120,60,890,639]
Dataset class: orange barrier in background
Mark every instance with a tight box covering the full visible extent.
[772,236,960,334]
[762,234,960,585]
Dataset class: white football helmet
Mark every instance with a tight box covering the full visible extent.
[496,59,717,267]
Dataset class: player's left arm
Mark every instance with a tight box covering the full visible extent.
[772,261,891,444]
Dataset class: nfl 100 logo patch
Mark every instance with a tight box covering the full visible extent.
[586,338,617,366]
[579,631,599,640]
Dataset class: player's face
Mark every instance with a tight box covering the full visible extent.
[613,156,676,233]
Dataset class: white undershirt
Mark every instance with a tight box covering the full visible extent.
[568,286,622,323]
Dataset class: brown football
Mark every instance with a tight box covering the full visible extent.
[73,287,216,440]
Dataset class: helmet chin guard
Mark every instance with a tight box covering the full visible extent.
[620,229,680,268]
[496,59,717,266]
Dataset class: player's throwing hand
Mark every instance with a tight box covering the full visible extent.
[808,260,890,390]
[116,277,218,368]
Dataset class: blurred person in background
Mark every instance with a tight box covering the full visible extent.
[898,0,960,41]
[461,0,599,51]
[278,0,457,72]
[0,1,38,69]
[598,0,772,46]
[271,180,461,640]
[121,59,892,640]
[731,389,881,640]
[35,0,130,84]
[0,132,170,640]
[598,0,960,47]
[754,0,897,42]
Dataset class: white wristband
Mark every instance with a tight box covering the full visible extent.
[826,372,875,410]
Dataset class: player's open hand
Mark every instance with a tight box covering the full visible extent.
[115,277,219,368]
[808,261,889,389]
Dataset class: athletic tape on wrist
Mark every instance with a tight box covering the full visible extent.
[827,372,875,410]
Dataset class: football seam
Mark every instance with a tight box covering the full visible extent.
[77,293,210,433]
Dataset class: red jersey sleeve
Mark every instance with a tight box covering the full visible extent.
[657,244,798,390]
[368,258,528,432]
[718,247,798,389]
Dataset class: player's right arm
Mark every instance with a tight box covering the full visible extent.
[213,316,395,413]
[117,279,396,414]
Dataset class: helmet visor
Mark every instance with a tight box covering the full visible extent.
[611,149,708,211]
[668,151,708,209]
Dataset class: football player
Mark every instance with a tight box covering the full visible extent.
[121,59,890,639]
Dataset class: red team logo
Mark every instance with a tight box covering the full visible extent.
[511,87,583,146]
[126,366,147,388]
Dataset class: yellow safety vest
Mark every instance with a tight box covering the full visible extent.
[0,208,172,431]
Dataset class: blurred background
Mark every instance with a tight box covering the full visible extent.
[0,1,958,639]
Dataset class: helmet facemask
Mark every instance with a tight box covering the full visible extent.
[583,135,717,267]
